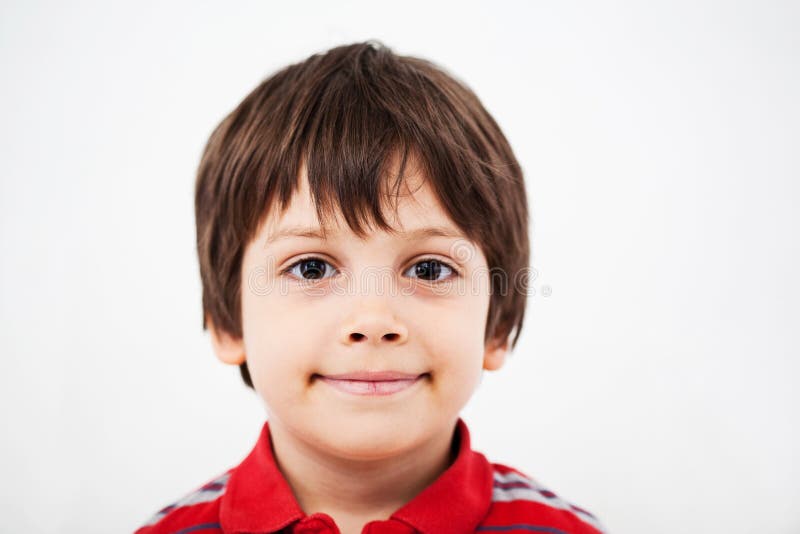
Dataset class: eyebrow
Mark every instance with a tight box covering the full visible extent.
[264,225,466,246]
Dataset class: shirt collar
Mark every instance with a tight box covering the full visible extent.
[220,417,494,533]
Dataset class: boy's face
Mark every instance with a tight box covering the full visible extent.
[209,161,507,460]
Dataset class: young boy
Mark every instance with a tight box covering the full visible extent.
[136,41,606,534]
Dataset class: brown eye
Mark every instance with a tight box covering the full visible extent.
[285,258,334,280]
[406,259,456,282]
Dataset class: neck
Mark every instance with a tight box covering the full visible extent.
[268,417,459,522]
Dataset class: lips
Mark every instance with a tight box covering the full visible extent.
[321,371,423,381]
[316,371,427,396]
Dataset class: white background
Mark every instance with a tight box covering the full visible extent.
[1,1,798,533]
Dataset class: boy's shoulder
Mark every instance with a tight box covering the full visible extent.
[481,461,608,534]
[134,470,231,534]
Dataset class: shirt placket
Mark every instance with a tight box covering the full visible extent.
[291,513,340,533]
[290,513,417,534]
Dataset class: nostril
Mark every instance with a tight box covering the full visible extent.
[348,332,402,342]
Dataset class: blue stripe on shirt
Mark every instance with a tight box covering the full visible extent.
[477,525,568,534]
[174,523,223,534]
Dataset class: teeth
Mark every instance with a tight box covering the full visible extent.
[320,376,420,396]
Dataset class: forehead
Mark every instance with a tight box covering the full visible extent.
[259,159,465,244]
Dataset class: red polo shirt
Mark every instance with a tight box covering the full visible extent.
[136,418,606,533]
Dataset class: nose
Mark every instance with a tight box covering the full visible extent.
[338,297,409,346]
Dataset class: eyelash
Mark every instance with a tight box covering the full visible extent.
[281,256,460,283]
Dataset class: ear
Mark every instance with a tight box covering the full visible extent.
[482,337,509,371]
[206,315,246,366]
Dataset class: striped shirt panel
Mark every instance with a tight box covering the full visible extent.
[481,466,608,534]
[137,472,231,532]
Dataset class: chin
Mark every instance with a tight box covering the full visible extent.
[319,419,423,459]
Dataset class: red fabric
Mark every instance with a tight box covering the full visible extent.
[135,418,606,534]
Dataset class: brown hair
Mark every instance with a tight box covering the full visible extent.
[195,40,529,388]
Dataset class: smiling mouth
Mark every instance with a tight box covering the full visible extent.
[313,373,430,396]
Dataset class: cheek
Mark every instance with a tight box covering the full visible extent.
[422,294,488,379]
[241,293,331,385]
